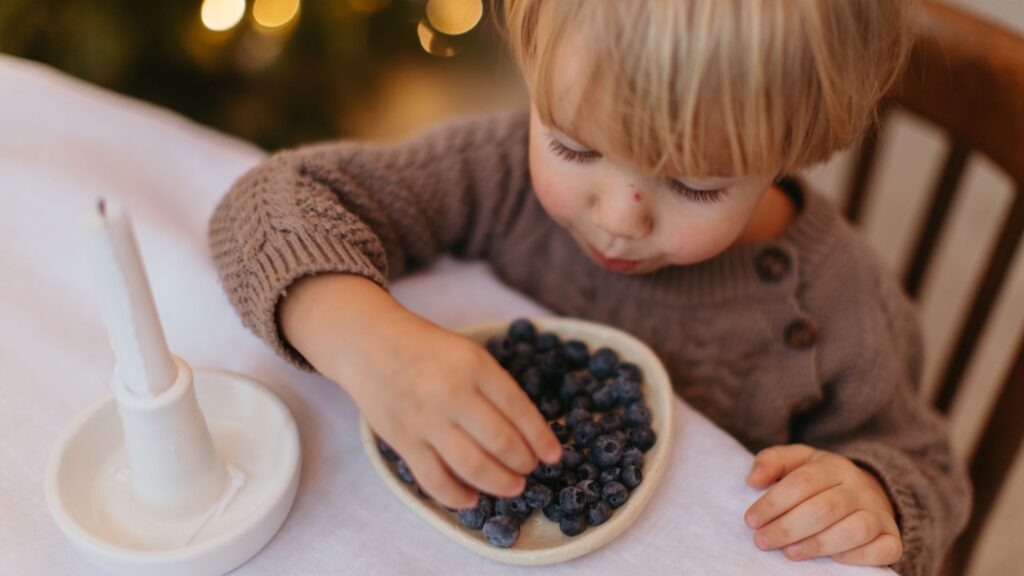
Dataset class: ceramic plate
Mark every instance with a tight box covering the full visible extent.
[359,316,674,565]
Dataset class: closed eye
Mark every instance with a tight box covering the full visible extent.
[668,180,727,204]
[548,138,601,164]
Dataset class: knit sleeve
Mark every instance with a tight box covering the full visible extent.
[207,110,531,371]
[795,240,971,576]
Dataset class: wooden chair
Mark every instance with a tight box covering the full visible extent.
[843,1,1024,573]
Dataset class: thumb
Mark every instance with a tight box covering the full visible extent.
[746,444,816,488]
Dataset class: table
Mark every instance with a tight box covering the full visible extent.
[0,55,893,575]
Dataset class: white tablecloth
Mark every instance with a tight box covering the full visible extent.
[0,55,894,575]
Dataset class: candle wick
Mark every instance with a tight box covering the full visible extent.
[98,199,106,217]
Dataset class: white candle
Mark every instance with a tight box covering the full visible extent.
[85,198,177,397]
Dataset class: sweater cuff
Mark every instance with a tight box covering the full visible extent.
[831,441,935,576]
[245,219,390,372]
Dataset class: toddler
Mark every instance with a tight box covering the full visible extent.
[209,1,969,574]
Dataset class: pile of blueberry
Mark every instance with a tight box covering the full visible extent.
[377,318,657,548]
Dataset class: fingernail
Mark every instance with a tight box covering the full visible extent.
[755,531,769,549]
[785,543,802,558]
[745,511,758,528]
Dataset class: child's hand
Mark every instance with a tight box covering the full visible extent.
[349,313,563,510]
[743,444,902,566]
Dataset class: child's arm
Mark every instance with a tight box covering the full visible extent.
[742,245,970,576]
[208,111,561,508]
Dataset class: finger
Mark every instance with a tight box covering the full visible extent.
[753,485,859,551]
[453,393,537,476]
[402,441,478,509]
[745,459,843,529]
[477,363,562,464]
[746,444,816,488]
[785,509,885,561]
[432,423,527,499]
[832,533,903,566]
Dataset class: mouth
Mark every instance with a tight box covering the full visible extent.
[587,244,641,272]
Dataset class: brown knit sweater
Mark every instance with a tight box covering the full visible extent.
[208,109,970,576]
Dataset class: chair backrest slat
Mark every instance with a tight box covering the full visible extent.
[933,186,1024,414]
[903,142,970,299]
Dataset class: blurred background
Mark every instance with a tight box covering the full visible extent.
[2,1,1023,574]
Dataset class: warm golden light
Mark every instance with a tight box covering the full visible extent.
[200,0,246,32]
[417,20,457,57]
[348,0,390,13]
[426,0,483,36]
[253,0,301,29]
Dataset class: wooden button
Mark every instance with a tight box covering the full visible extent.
[755,247,791,282]
[785,320,817,349]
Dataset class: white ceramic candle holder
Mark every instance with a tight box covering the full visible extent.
[44,199,301,575]
[45,359,301,576]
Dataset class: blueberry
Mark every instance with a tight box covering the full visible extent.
[624,402,652,428]
[559,514,586,536]
[577,478,602,505]
[505,353,532,378]
[561,339,589,370]
[591,384,617,411]
[576,462,600,481]
[542,501,564,522]
[554,469,578,490]
[483,515,520,548]
[485,336,516,365]
[599,466,622,485]
[612,362,642,387]
[523,482,554,509]
[539,349,571,379]
[496,495,532,520]
[629,426,657,452]
[376,438,399,462]
[570,395,593,411]
[620,446,644,468]
[396,459,415,484]
[550,421,570,443]
[586,500,613,526]
[565,408,592,430]
[590,434,623,468]
[518,366,546,400]
[588,347,619,379]
[609,429,628,449]
[536,332,561,353]
[559,371,592,401]
[559,486,586,515]
[533,461,563,483]
[560,444,584,470]
[457,494,495,529]
[508,318,537,344]
[538,395,564,420]
[611,374,642,406]
[598,412,626,433]
[621,464,643,489]
[572,419,600,447]
[602,481,630,508]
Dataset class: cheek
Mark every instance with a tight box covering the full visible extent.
[529,147,584,224]
[666,209,751,261]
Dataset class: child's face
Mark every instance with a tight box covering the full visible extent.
[526,35,778,275]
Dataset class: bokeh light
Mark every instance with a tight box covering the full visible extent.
[200,0,246,32]
[253,0,301,29]
[425,0,483,36]
[417,20,457,57]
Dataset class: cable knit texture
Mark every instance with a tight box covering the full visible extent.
[208,109,970,576]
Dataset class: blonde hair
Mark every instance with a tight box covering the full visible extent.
[499,0,916,178]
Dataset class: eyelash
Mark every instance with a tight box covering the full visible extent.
[547,138,727,204]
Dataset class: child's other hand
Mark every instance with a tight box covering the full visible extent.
[743,444,902,566]
[350,315,563,510]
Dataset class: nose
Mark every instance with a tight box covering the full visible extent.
[591,183,653,240]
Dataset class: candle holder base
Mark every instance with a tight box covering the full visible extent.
[45,368,301,576]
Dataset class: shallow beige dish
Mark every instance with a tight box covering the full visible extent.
[358,316,675,565]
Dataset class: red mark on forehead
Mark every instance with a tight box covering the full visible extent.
[633,191,642,202]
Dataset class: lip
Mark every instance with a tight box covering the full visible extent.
[587,244,640,272]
